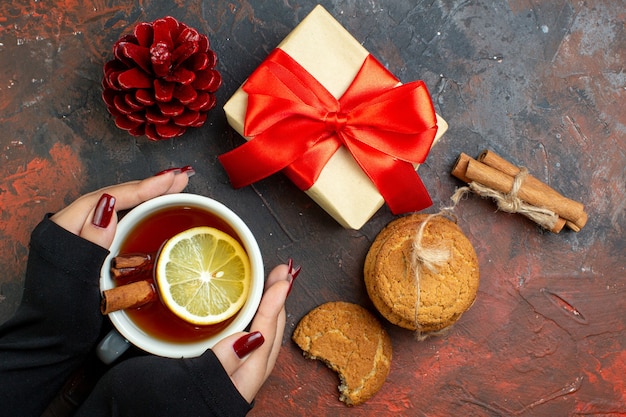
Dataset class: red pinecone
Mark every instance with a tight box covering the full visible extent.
[102,16,222,141]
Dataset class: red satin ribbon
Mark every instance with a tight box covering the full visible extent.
[219,48,438,214]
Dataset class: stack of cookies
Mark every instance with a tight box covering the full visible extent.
[365,214,480,332]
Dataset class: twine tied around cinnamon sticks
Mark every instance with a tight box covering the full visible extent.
[453,167,561,231]
[451,150,587,233]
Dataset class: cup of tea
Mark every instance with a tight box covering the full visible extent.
[97,193,264,363]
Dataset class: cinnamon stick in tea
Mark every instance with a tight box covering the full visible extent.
[101,280,157,315]
[451,151,587,232]
[110,253,154,280]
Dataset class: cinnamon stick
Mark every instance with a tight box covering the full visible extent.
[111,253,154,280]
[101,280,157,314]
[451,151,587,232]
[450,152,473,184]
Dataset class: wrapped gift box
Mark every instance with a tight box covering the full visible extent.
[222,5,448,229]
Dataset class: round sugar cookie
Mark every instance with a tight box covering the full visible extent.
[292,301,392,406]
[364,214,479,332]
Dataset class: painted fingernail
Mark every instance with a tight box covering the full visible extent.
[180,165,195,177]
[233,331,265,358]
[155,167,181,176]
[287,264,301,296]
[92,193,116,228]
[290,265,302,281]
[154,165,195,177]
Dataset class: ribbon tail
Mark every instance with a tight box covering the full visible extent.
[384,165,433,214]
[345,138,433,214]
[218,140,281,188]
[283,137,342,190]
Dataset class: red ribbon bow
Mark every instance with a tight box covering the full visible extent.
[219,48,438,214]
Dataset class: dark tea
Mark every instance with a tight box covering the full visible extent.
[115,205,242,343]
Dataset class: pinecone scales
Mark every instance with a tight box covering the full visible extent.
[103,16,222,141]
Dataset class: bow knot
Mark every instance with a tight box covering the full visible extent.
[324,111,348,134]
[219,48,439,215]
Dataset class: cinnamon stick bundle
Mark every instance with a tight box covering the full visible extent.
[451,151,587,233]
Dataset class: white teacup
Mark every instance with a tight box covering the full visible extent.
[97,193,264,363]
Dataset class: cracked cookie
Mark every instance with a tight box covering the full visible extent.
[364,214,479,332]
[292,301,392,406]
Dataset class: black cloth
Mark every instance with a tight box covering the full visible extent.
[0,215,252,417]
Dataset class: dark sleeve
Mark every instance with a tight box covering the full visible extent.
[0,215,109,417]
[76,349,253,417]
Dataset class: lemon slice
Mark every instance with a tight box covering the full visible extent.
[155,226,251,325]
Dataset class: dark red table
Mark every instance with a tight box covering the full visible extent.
[1,1,624,416]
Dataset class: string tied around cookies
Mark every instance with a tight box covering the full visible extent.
[410,213,452,341]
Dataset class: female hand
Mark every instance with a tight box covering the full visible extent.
[212,261,300,403]
[50,167,192,249]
